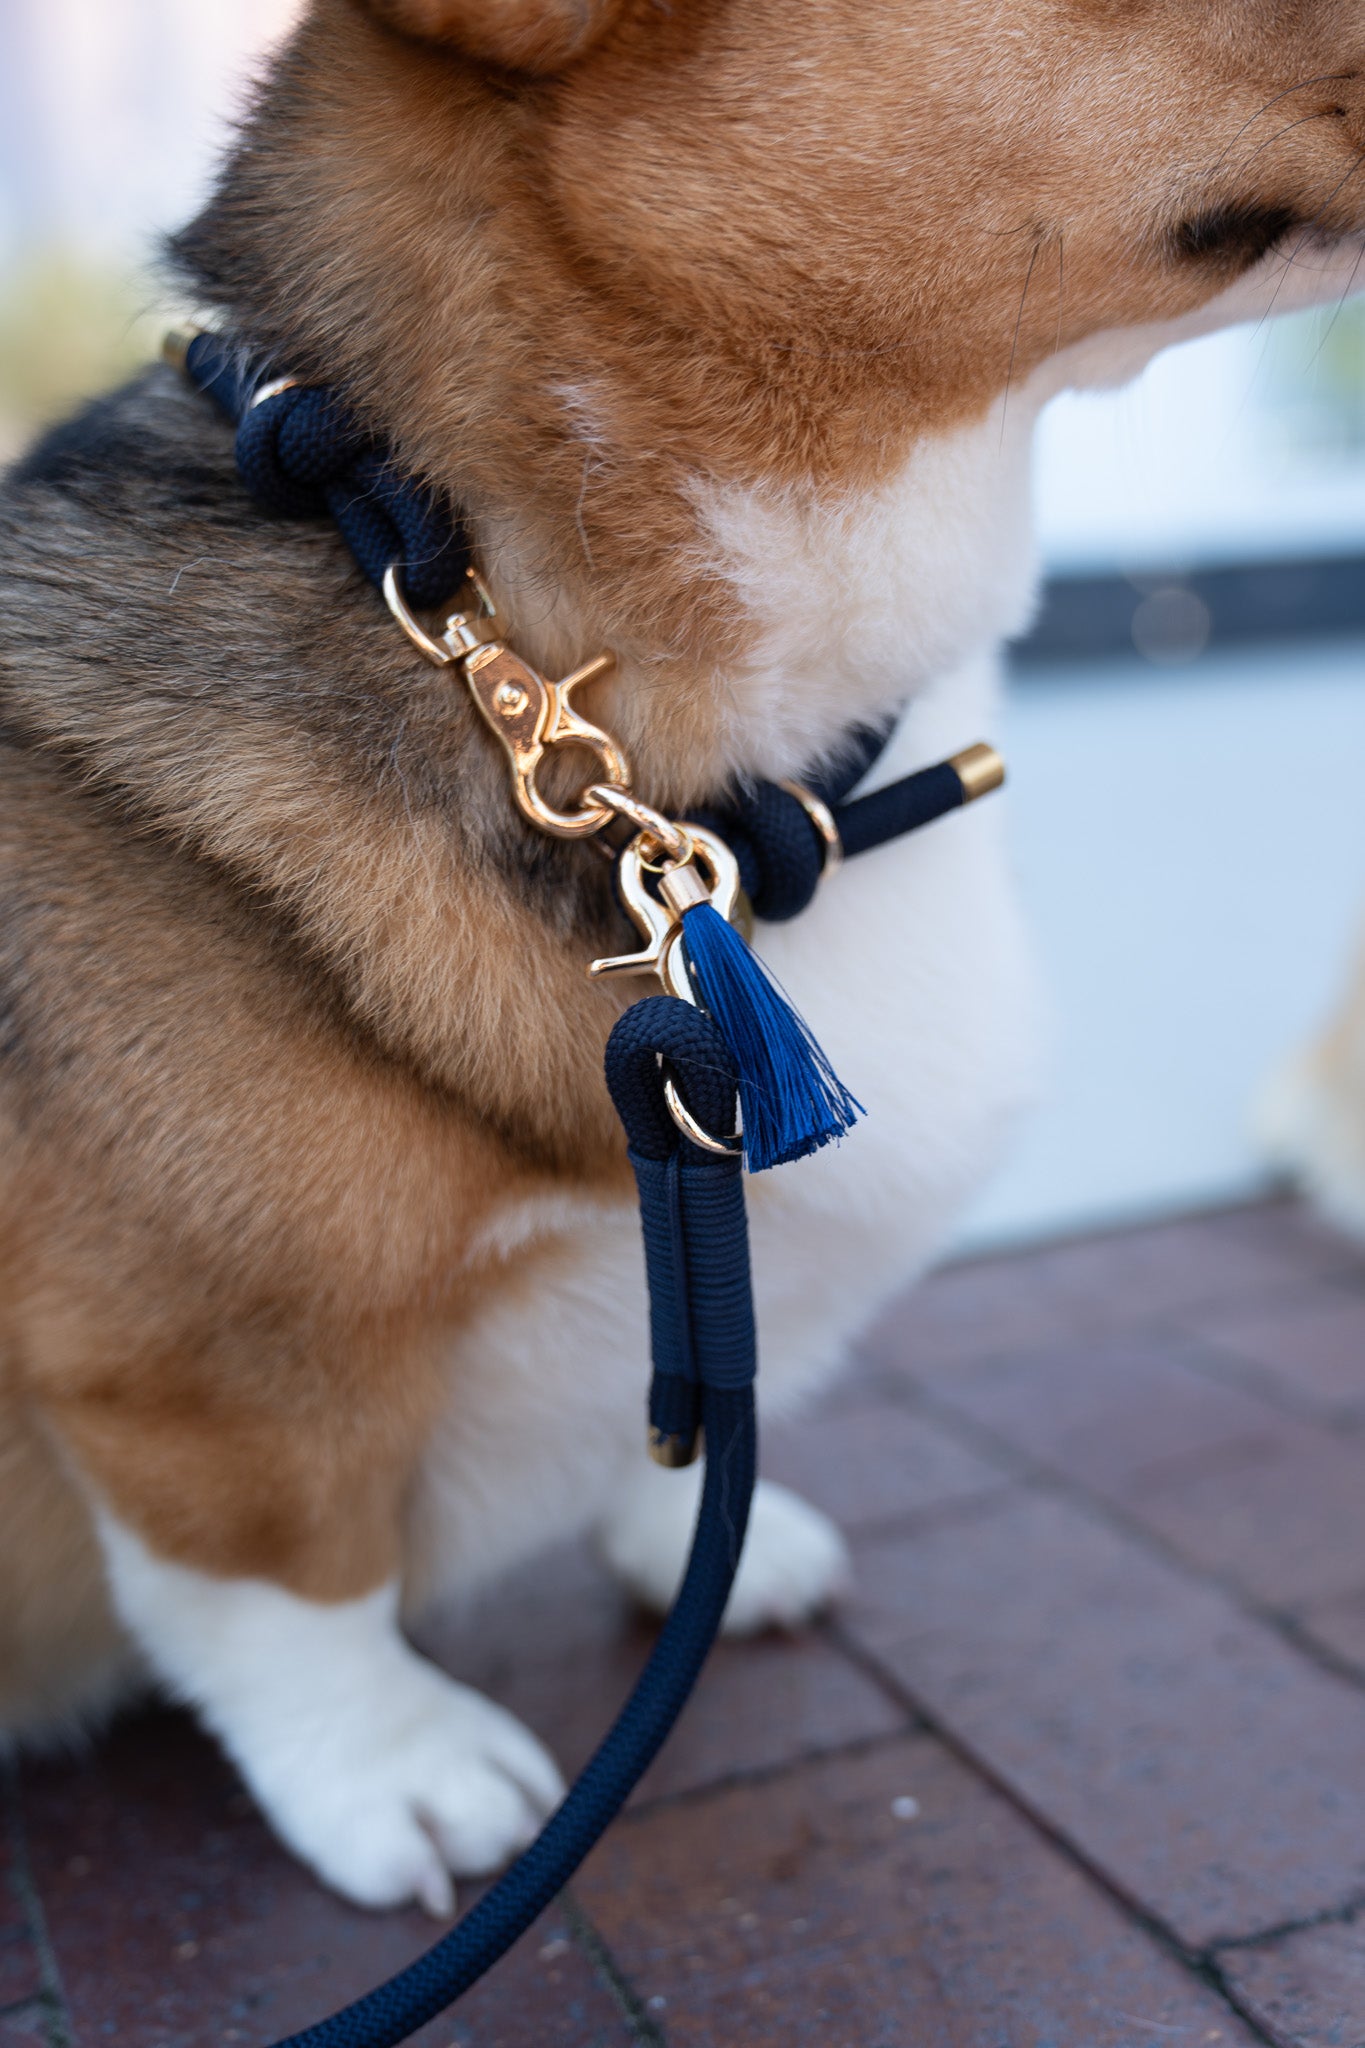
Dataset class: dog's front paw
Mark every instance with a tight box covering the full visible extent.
[249,1656,565,1917]
[721,1479,852,1635]
[597,1469,851,1636]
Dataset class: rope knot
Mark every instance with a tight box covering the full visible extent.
[182,332,469,608]
[698,778,827,923]
[235,385,368,518]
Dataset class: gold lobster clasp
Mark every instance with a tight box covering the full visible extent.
[589,824,742,1002]
[592,825,746,1160]
[383,565,626,839]
[463,644,625,838]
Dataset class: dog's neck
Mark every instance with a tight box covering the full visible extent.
[174,3,1056,805]
[177,3,1365,806]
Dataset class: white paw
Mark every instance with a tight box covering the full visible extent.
[93,1535,566,1919]
[252,1654,566,1916]
[720,1480,852,1635]
[597,1468,851,1637]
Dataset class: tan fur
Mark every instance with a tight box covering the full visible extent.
[4,0,1365,1721]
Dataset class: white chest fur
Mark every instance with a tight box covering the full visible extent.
[411,712,1042,1609]
[409,408,1052,1610]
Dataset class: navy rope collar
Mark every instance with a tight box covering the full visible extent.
[176,329,993,921]
[168,327,1003,2047]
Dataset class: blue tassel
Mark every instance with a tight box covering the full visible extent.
[680,902,863,1172]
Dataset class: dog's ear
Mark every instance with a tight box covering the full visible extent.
[362,0,629,73]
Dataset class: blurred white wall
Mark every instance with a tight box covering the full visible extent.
[963,635,1365,1248]
[1038,314,1365,572]
[0,0,299,270]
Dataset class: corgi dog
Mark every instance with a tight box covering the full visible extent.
[3,0,1364,1918]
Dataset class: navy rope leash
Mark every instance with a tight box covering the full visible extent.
[169,331,1004,2045]
[273,1006,752,2048]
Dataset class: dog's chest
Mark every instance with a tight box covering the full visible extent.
[410,647,1041,1604]
[412,425,1048,1599]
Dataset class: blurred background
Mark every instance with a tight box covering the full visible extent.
[2,1,1363,1251]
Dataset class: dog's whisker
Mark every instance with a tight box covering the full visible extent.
[1001,234,1043,445]
[1261,150,1365,340]
[1200,71,1357,185]
[1306,236,1365,365]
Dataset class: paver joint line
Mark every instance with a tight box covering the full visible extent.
[1,1769,67,2048]
[625,1717,923,1824]
[560,1891,668,2047]
[1207,1887,1365,1958]
[893,1372,1365,1706]
[822,1622,1288,2046]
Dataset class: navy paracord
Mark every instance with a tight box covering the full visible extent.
[172,335,1002,2046]
[184,333,469,607]
[181,334,981,918]
[267,1006,754,2048]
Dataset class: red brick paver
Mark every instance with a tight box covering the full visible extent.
[0,1777,45,2048]
[1220,1916,1365,2048]
[846,1491,1365,1947]
[577,1737,1262,2048]
[19,1714,628,2048]
[10,1198,1365,2046]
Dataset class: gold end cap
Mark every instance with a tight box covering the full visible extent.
[160,327,201,375]
[950,742,1006,803]
[648,1426,701,1469]
[659,862,711,918]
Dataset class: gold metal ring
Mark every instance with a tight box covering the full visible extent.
[663,1076,742,1156]
[247,374,302,411]
[778,778,843,879]
[585,785,692,865]
[382,565,456,667]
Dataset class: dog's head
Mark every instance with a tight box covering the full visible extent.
[179,0,1365,778]
[335,0,1365,421]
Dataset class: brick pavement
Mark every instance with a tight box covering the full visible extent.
[6,1198,1365,2047]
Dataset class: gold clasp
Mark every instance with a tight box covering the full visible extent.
[589,826,741,1001]
[383,565,626,839]
[592,829,745,1160]
[464,644,625,838]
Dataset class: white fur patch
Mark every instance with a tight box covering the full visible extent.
[413,647,1044,1613]
[96,1516,564,1914]
[597,1468,851,1635]
[687,404,1042,787]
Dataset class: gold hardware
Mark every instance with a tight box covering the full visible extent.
[585,785,691,867]
[589,826,741,999]
[383,563,499,666]
[778,778,843,879]
[949,742,1006,803]
[247,374,302,412]
[658,862,711,917]
[465,644,625,838]
[662,1076,742,1156]
[384,566,625,838]
[649,1424,701,1469]
[591,827,746,1158]
[161,327,201,374]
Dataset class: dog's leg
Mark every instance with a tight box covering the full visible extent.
[595,1461,850,1635]
[97,1515,563,1915]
